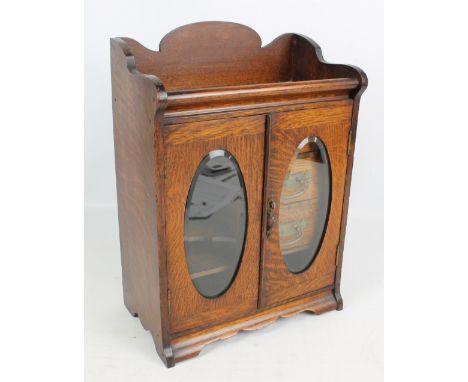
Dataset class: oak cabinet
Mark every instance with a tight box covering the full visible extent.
[110,21,367,367]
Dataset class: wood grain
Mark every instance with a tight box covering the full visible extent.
[110,22,367,367]
[334,69,368,310]
[171,288,337,364]
[120,22,363,93]
[165,78,359,117]
[110,38,174,366]
[260,104,353,307]
[122,22,293,91]
[164,116,266,333]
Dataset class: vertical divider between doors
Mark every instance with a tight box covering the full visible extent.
[258,114,273,309]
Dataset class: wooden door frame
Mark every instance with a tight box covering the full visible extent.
[164,115,266,333]
[259,103,353,308]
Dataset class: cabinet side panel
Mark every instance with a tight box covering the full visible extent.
[334,92,367,310]
[110,39,171,364]
[290,34,369,309]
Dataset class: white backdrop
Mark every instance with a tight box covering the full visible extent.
[85,1,383,380]
[85,0,383,218]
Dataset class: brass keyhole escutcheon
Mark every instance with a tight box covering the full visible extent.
[266,198,277,238]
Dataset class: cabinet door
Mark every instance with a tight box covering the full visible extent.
[165,116,265,333]
[260,103,353,307]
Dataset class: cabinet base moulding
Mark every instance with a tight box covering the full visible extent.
[167,289,337,365]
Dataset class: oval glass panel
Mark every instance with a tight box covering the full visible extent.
[279,137,331,273]
[184,150,248,298]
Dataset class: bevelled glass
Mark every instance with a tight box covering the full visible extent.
[184,150,247,298]
[279,137,331,273]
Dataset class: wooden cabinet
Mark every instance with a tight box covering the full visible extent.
[110,22,367,367]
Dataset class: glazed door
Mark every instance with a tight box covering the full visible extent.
[260,103,353,307]
[165,115,265,333]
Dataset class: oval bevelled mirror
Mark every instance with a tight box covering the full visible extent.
[279,136,331,273]
[184,150,248,298]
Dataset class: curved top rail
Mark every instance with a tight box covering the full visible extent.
[112,22,366,93]
[159,21,262,53]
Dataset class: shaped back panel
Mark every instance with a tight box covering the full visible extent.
[123,22,294,91]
